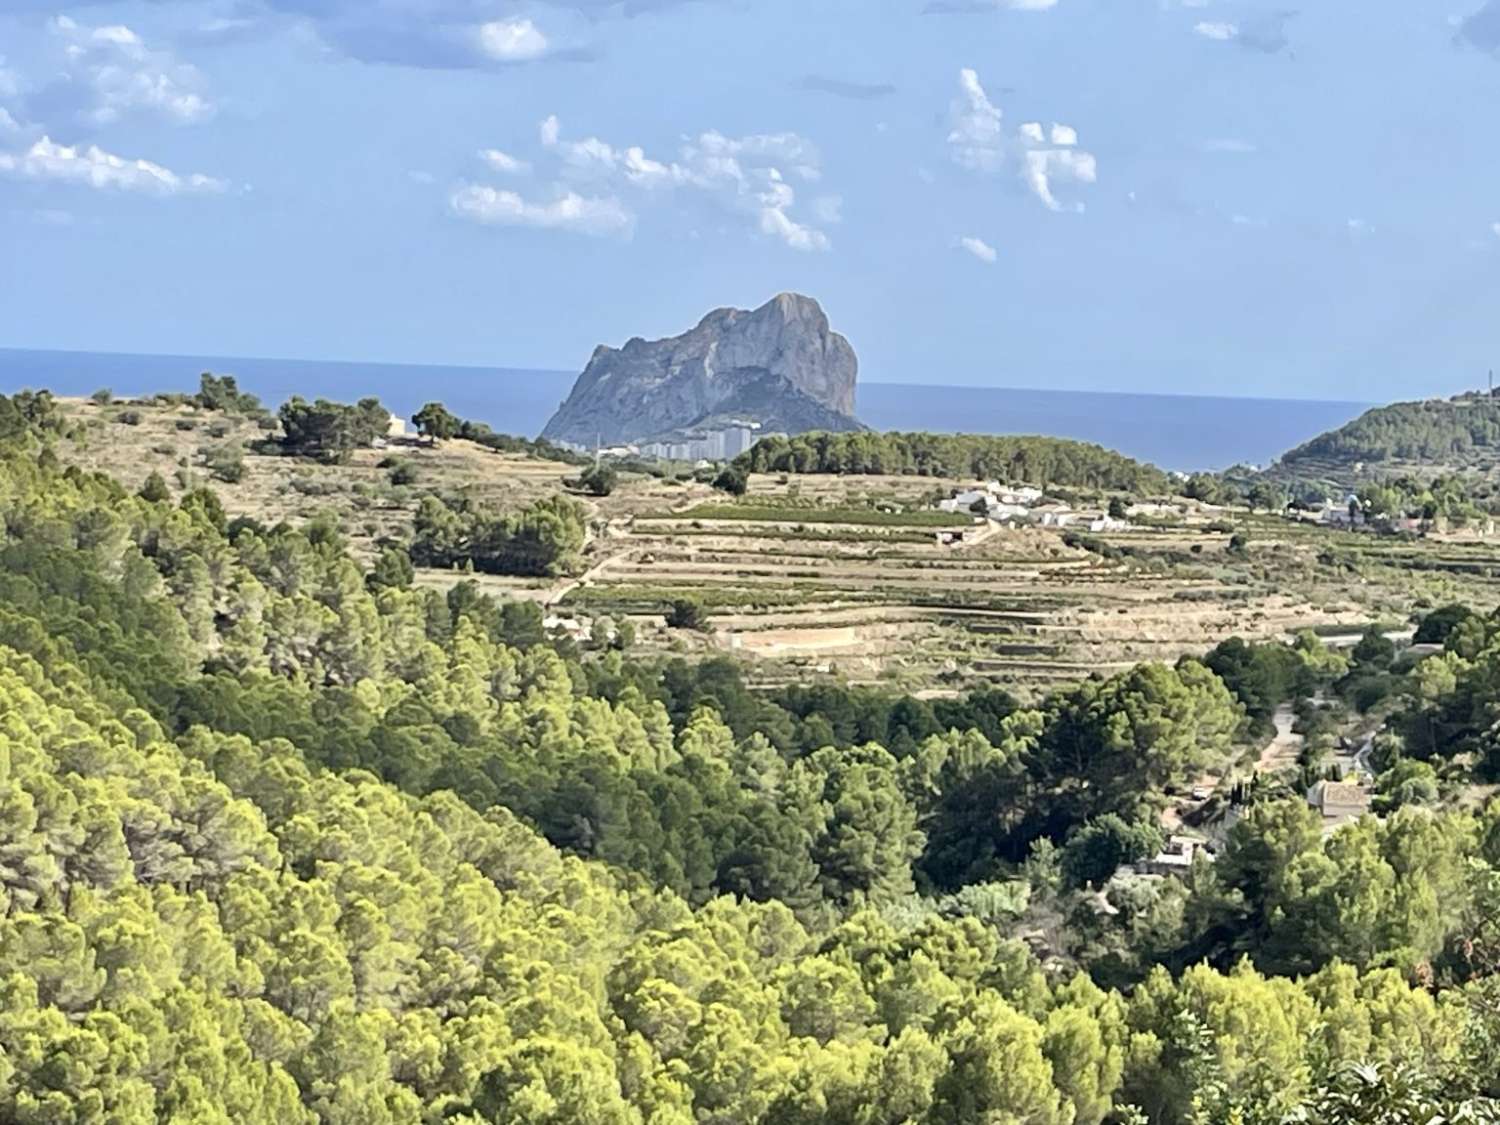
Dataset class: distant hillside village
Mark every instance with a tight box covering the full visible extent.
[933,480,1132,535]
[558,420,776,463]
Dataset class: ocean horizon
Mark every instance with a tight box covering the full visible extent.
[0,346,1370,473]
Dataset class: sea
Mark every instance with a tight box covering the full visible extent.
[0,347,1370,473]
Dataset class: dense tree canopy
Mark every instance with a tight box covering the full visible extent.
[278,396,390,462]
[738,431,1172,492]
[0,392,1499,1122]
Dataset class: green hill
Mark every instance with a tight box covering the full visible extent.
[1277,391,1500,477]
[739,431,1172,493]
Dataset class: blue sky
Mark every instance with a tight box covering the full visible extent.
[1,0,1499,401]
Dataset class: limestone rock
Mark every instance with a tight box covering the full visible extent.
[540,293,862,447]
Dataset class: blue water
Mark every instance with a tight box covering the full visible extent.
[0,347,1369,472]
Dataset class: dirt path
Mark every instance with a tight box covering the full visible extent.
[1257,704,1304,773]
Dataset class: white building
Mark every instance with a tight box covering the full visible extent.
[1137,836,1209,877]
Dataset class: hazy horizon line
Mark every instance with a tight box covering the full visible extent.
[0,344,1382,409]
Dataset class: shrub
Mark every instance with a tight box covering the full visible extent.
[665,597,710,631]
[137,472,170,503]
[389,461,419,486]
[175,419,197,432]
[116,410,143,426]
[713,465,750,496]
[206,446,245,484]
[90,388,113,405]
[578,463,617,497]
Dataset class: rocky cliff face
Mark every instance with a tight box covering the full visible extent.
[540,293,862,447]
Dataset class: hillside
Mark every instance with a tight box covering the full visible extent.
[739,430,1174,494]
[1276,391,1500,479]
[28,387,1450,697]
[5,387,1500,1119]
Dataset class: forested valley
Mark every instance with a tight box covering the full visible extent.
[6,389,1500,1123]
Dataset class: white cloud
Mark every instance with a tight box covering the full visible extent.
[759,205,829,252]
[480,148,531,175]
[1492,222,1500,238]
[48,16,214,126]
[1193,12,1294,53]
[508,115,832,250]
[475,19,549,62]
[449,184,634,237]
[0,136,228,195]
[959,235,998,263]
[1194,20,1239,40]
[948,67,1006,173]
[1023,147,1097,211]
[0,108,17,134]
[947,69,1097,211]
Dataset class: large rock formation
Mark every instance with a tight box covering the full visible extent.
[540,293,862,448]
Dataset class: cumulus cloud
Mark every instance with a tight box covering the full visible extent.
[947,68,1096,211]
[480,148,531,175]
[948,68,1006,173]
[1193,11,1295,53]
[467,114,833,249]
[39,16,215,127]
[449,185,634,236]
[0,136,228,196]
[475,19,549,61]
[958,235,998,262]
[203,1,596,68]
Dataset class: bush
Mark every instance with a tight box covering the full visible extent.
[137,472,170,503]
[206,446,245,484]
[578,463,617,497]
[90,388,113,405]
[116,410,143,426]
[666,597,710,631]
[389,461,419,486]
[713,464,750,496]
[175,419,197,432]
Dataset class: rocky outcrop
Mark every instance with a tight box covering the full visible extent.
[540,293,862,447]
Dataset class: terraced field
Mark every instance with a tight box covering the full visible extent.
[51,395,1492,694]
[558,484,1379,695]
